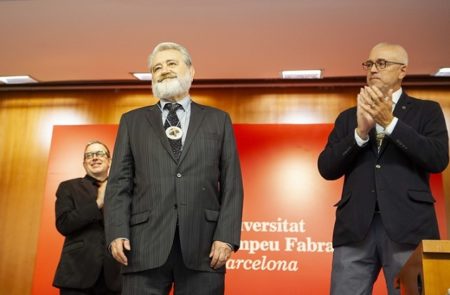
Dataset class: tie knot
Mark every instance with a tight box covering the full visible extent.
[164,103,183,112]
[376,132,385,139]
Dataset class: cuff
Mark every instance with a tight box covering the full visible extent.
[384,117,398,136]
[354,129,369,147]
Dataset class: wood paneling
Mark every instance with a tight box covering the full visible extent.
[1,85,449,294]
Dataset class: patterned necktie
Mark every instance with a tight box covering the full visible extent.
[376,132,384,152]
[376,101,395,152]
[164,103,183,160]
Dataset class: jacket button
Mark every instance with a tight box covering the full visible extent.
[174,204,178,209]
[375,164,381,169]
[176,173,182,178]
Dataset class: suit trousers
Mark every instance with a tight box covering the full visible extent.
[59,267,121,295]
[122,228,225,295]
[330,213,416,295]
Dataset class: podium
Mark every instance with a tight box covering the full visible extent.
[396,240,450,295]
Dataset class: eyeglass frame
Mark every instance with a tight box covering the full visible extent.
[84,150,110,160]
[362,59,405,71]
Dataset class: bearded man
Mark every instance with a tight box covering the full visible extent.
[104,42,244,295]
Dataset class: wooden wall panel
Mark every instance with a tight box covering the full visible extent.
[0,85,449,295]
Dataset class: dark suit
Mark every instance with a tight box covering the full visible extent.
[104,101,243,275]
[318,91,448,293]
[53,175,122,293]
[318,92,448,246]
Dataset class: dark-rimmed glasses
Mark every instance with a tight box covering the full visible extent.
[84,150,109,160]
[362,59,405,71]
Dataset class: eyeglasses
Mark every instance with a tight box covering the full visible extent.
[362,59,405,71]
[84,150,109,160]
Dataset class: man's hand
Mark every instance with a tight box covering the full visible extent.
[110,238,131,266]
[359,86,394,128]
[209,240,233,269]
[356,87,375,139]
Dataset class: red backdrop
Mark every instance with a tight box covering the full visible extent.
[32,124,447,294]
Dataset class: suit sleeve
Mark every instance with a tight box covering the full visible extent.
[214,114,244,251]
[389,101,449,173]
[55,182,103,236]
[317,110,367,180]
[104,114,135,245]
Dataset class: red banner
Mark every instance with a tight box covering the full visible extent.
[32,124,447,294]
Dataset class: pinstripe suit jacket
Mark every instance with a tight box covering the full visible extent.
[104,101,243,274]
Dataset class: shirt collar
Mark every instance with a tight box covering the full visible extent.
[84,174,107,185]
[392,88,402,106]
[160,96,191,111]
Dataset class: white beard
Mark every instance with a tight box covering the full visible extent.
[152,72,192,100]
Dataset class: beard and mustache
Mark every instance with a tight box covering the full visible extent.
[152,71,193,100]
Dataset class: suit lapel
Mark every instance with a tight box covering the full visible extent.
[178,102,206,164]
[392,92,411,121]
[144,104,178,162]
[80,176,98,199]
[378,92,412,155]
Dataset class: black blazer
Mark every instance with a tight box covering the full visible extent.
[53,175,121,291]
[104,101,244,274]
[318,92,449,247]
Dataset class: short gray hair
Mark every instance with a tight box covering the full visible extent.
[372,42,409,65]
[148,42,193,69]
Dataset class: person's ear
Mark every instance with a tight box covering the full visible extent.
[399,65,407,79]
